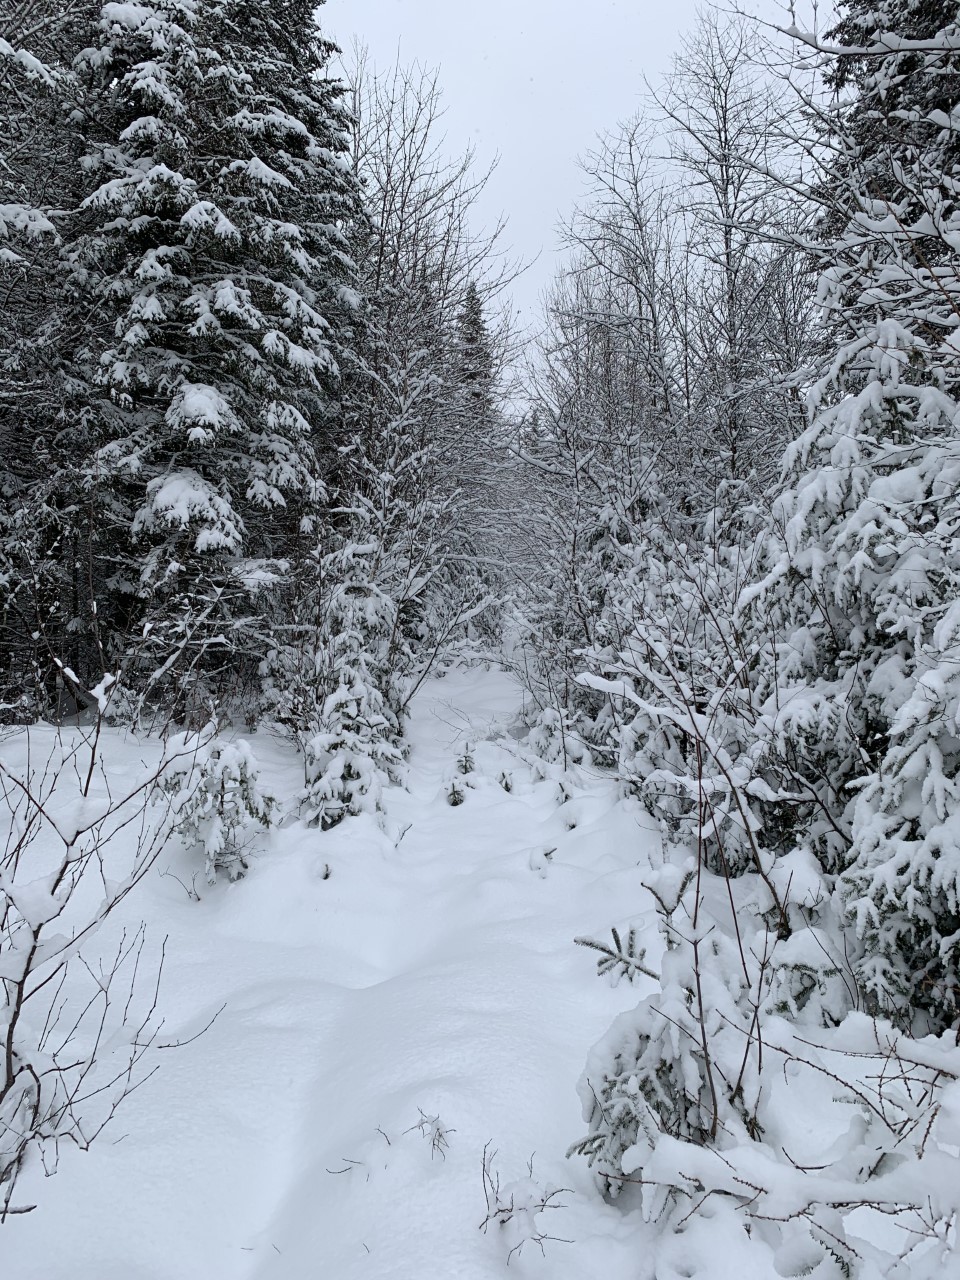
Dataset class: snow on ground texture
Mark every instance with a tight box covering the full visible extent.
[3,668,660,1279]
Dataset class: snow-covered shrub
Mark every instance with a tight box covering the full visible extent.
[258,471,413,829]
[582,498,787,881]
[625,1025,960,1280]
[571,862,767,1207]
[572,850,960,1275]
[764,930,851,1029]
[161,729,274,882]
[760,849,855,1029]
[526,707,592,772]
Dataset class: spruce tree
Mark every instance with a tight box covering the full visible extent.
[455,281,495,418]
[750,0,960,1030]
[61,0,361,713]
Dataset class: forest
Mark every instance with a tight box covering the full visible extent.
[1,0,960,1276]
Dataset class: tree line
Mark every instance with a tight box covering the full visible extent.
[511,2,960,1269]
[1,0,510,826]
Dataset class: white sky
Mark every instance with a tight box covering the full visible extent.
[324,0,779,326]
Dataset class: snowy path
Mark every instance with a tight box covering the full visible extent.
[5,669,659,1279]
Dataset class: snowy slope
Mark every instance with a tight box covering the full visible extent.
[4,668,662,1278]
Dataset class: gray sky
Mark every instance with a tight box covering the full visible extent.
[324,0,719,325]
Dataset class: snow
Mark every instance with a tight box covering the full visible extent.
[2,668,660,1277]
[4,667,958,1276]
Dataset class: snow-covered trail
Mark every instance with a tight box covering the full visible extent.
[5,668,659,1279]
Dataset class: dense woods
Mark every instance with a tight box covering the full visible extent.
[3,0,960,1274]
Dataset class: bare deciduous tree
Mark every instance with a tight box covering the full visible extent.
[0,708,202,1217]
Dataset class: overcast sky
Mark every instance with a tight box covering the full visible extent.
[324,0,763,326]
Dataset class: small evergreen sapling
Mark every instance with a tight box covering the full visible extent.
[298,541,404,829]
[161,728,275,882]
[301,675,402,829]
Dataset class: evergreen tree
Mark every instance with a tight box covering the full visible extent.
[58,0,361,713]
[298,536,405,830]
[455,280,495,418]
[749,0,960,1030]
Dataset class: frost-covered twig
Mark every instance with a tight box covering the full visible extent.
[479,1144,573,1264]
[0,719,207,1217]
